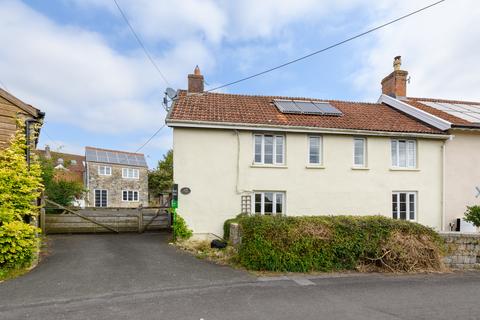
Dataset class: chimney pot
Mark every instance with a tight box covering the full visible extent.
[381,56,408,98]
[188,65,204,93]
[45,145,51,159]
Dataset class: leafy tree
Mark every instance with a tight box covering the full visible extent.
[0,123,43,223]
[39,156,84,208]
[464,205,480,227]
[149,149,173,197]
[0,124,41,271]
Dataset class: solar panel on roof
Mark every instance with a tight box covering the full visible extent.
[314,102,343,115]
[274,100,301,113]
[421,101,480,123]
[273,99,342,116]
[85,148,147,167]
[294,101,321,114]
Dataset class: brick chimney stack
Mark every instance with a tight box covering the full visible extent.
[188,65,204,93]
[381,56,408,98]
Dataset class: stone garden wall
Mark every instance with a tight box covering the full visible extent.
[439,232,480,270]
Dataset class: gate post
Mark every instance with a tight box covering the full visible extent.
[138,207,143,233]
[40,195,46,234]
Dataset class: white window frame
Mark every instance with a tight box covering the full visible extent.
[94,189,108,207]
[353,137,367,167]
[392,191,417,221]
[253,134,285,165]
[308,135,323,165]
[391,139,417,168]
[122,190,139,202]
[122,168,139,179]
[98,165,112,176]
[254,191,285,215]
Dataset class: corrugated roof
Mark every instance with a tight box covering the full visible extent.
[167,90,444,134]
[85,147,147,167]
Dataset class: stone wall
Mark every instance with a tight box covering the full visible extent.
[439,232,480,270]
[86,162,148,207]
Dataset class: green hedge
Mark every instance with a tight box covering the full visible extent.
[236,215,443,272]
[0,221,40,269]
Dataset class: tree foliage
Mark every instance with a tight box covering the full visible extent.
[0,123,43,223]
[148,149,173,196]
[464,205,480,227]
[39,157,84,208]
[0,124,42,270]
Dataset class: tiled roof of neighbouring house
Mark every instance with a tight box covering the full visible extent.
[403,97,480,128]
[85,146,148,167]
[167,90,445,135]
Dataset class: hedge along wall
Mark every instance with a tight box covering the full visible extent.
[231,215,445,273]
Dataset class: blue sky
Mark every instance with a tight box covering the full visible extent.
[1,0,478,167]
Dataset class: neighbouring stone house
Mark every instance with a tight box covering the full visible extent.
[85,146,148,208]
[0,88,44,150]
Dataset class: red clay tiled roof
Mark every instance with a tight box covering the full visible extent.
[167,90,444,134]
[404,97,480,126]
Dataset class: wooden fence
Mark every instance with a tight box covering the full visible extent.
[41,207,171,234]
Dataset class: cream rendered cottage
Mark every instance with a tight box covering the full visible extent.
[166,64,449,238]
[378,57,480,231]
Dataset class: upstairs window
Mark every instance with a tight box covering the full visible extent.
[122,168,139,179]
[254,192,285,215]
[392,192,416,221]
[353,138,366,167]
[254,134,284,165]
[308,136,322,165]
[391,139,416,168]
[98,165,112,176]
[122,190,139,202]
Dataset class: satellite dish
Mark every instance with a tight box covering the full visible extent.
[165,87,178,100]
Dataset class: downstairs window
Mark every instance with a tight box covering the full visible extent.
[254,192,285,215]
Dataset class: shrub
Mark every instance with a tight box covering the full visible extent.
[173,213,193,241]
[464,205,480,227]
[0,122,43,222]
[236,215,444,273]
[0,221,40,269]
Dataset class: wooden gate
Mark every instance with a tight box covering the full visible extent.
[41,199,171,234]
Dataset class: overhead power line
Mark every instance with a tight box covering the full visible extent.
[112,0,170,86]
[206,0,446,92]
[133,0,446,152]
[135,124,166,153]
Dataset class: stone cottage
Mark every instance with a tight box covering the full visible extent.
[85,146,148,208]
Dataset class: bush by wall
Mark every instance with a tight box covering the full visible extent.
[0,220,40,269]
[173,213,193,241]
[236,215,444,273]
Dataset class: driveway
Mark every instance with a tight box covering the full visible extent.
[1,232,480,319]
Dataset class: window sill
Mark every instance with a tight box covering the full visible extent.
[305,165,325,169]
[389,167,420,172]
[250,164,288,169]
[351,167,369,170]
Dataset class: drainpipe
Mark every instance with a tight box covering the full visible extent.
[25,119,39,170]
[441,136,452,231]
[234,130,251,195]
[235,130,242,194]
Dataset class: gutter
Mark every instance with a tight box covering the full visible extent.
[166,119,450,140]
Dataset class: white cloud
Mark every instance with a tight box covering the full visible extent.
[351,0,480,101]
[0,0,212,134]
